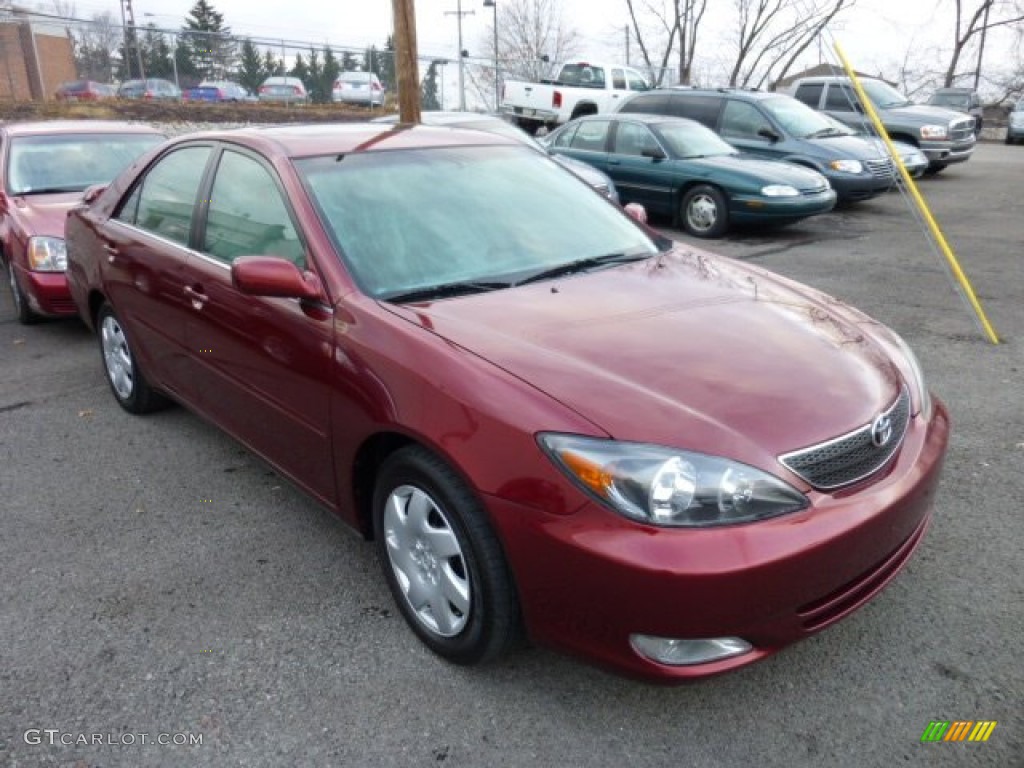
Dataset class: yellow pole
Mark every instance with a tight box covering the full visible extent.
[833,41,1000,345]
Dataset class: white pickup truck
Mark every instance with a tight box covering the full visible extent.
[500,62,652,133]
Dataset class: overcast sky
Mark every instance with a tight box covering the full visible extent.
[59,0,1018,96]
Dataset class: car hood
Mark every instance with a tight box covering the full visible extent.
[6,192,81,238]
[386,248,902,472]
[688,154,825,190]
[808,133,892,160]
[883,103,966,125]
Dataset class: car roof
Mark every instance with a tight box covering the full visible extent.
[1,120,165,137]
[169,123,519,158]
[374,111,505,126]
[575,112,686,126]
[661,87,787,103]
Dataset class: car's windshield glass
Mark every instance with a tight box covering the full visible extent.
[860,80,911,108]
[6,133,162,195]
[761,96,854,137]
[296,145,657,299]
[654,121,736,158]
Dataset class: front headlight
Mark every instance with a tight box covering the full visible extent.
[538,434,808,527]
[919,124,948,140]
[890,332,932,420]
[27,237,67,272]
[828,159,863,174]
[761,184,799,197]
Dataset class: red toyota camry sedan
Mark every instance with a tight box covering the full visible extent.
[1,121,164,323]
[65,124,949,682]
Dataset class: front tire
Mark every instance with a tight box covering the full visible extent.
[7,258,39,325]
[373,445,521,665]
[97,303,167,414]
[681,185,729,238]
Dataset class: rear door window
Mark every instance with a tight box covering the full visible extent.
[825,84,859,111]
[668,94,722,128]
[793,83,823,109]
[118,146,212,246]
[619,93,670,115]
[568,120,612,152]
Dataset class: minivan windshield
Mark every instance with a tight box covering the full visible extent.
[761,96,855,138]
[297,145,658,300]
[860,80,912,109]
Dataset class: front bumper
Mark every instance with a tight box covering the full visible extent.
[730,188,837,223]
[487,399,949,682]
[920,139,975,166]
[826,172,893,202]
[15,265,76,317]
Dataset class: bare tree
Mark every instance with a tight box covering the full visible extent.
[941,0,1024,86]
[623,0,707,86]
[728,0,856,89]
[494,0,582,83]
[75,12,123,81]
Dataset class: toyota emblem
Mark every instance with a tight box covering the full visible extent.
[871,414,893,448]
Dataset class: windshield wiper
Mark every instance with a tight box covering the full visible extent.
[514,252,651,286]
[15,185,86,195]
[806,128,847,139]
[382,280,512,304]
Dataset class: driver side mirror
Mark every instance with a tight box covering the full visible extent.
[642,146,667,160]
[757,127,780,142]
[232,256,323,302]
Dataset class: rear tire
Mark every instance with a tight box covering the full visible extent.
[680,185,729,238]
[97,302,168,414]
[373,445,521,665]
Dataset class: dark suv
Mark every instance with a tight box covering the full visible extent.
[616,88,897,202]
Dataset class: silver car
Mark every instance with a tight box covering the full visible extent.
[1007,101,1024,145]
[333,72,386,107]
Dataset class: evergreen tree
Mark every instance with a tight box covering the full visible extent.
[378,35,396,89]
[289,52,309,87]
[263,50,282,78]
[238,39,265,93]
[421,60,441,111]
[140,25,174,80]
[321,46,341,103]
[180,0,236,81]
[307,48,323,102]
[341,51,359,72]
[363,45,380,83]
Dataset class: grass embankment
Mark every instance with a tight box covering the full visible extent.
[0,99,389,124]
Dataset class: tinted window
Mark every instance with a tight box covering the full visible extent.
[568,120,611,152]
[612,69,626,90]
[626,70,650,91]
[121,146,212,246]
[558,64,606,89]
[793,83,823,108]
[720,100,773,140]
[825,84,858,111]
[668,94,722,127]
[202,150,304,265]
[619,93,670,115]
[612,122,661,156]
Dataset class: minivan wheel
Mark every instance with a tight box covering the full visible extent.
[681,185,729,238]
[373,445,521,665]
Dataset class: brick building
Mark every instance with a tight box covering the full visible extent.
[0,14,77,101]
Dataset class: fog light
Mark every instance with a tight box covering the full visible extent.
[630,634,752,666]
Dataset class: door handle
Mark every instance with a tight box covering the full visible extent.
[183,285,208,309]
[608,159,621,165]
[102,242,118,263]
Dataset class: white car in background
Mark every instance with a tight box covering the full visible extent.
[333,72,385,107]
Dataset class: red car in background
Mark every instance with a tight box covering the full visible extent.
[1,121,164,323]
[64,124,949,682]
[54,80,117,101]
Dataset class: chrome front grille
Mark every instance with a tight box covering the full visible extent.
[780,387,911,490]
[864,157,895,179]
[950,119,976,143]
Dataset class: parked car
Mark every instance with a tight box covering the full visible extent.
[373,111,619,202]
[501,60,651,133]
[184,81,254,102]
[1,121,164,324]
[258,76,309,104]
[546,114,835,237]
[117,78,181,101]
[787,76,976,173]
[332,71,385,107]
[616,88,906,203]
[927,87,983,135]
[1006,100,1024,145]
[64,123,948,682]
[55,80,117,101]
[891,140,929,178]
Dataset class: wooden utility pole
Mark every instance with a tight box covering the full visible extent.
[392,0,422,123]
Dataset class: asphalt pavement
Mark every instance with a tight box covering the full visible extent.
[0,143,1020,767]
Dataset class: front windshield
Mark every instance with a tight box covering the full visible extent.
[860,80,911,109]
[761,96,853,138]
[654,121,736,158]
[6,133,162,195]
[296,145,657,299]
